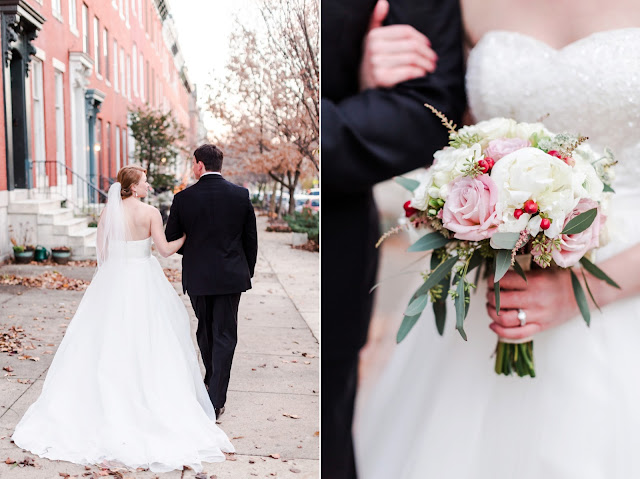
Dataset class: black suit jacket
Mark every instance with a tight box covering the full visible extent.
[322,0,466,358]
[165,174,258,296]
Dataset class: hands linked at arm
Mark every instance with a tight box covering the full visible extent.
[151,208,185,257]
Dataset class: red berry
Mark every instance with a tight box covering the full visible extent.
[547,150,562,158]
[514,208,524,219]
[478,159,489,174]
[403,200,418,217]
[523,199,538,214]
[540,218,551,230]
[485,157,495,171]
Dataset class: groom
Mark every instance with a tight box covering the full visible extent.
[165,144,258,419]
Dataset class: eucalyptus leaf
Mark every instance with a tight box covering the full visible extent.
[405,294,429,317]
[490,232,521,250]
[433,300,447,336]
[493,250,512,283]
[561,208,597,235]
[408,232,450,252]
[512,259,528,283]
[394,176,420,192]
[570,269,591,326]
[397,313,421,343]
[581,268,601,313]
[603,184,615,193]
[579,257,621,289]
[414,255,459,297]
[455,279,468,341]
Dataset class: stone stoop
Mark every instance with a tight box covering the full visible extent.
[8,199,97,260]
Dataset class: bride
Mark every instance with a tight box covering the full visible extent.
[355,1,640,478]
[12,165,234,473]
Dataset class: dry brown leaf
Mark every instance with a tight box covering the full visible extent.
[269,453,281,459]
[5,457,16,464]
[232,436,244,440]
[3,366,13,372]
[194,473,208,479]
[314,431,320,437]
[29,357,40,362]
[290,469,302,473]
[283,413,300,419]
[17,379,31,384]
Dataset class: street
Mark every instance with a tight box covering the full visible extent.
[0,215,319,479]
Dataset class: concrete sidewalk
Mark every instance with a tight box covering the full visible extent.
[0,215,319,479]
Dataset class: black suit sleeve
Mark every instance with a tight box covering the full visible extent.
[321,0,466,193]
[243,194,258,278]
[165,193,184,255]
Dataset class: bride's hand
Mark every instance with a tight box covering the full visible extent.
[485,270,579,341]
[359,0,438,91]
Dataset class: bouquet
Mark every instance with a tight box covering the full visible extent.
[382,105,619,377]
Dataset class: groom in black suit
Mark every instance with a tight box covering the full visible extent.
[322,0,466,476]
[165,144,258,418]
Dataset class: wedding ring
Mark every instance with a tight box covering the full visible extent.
[517,309,527,327]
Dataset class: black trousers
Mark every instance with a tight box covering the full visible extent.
[189,293,241,409]
[322,355,359,479]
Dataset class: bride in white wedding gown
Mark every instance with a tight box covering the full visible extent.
[355,2,640,478]
[12,166,234,473]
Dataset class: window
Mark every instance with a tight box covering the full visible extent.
[139,53,144,100]
[131,0,136,16]
[125,0,130,26]
[120,48,125,97]
[55,70,66,169]
[106,122,112,177]
[138,0,142,26]
[96,118,103,185]
[119,0,124,18]
[82,4,89,53]
[53,0,62,19]
[69,0,77,31]
[113,39,119,91]
[32,59,46,185]
[103,29,109,81]
[93,17,100,75]
[115,126,121,171]
[146,60,150,104]
[128,127,135,163]
[132,44,138,96]
[126,54,131,100]
[122,128,127,166]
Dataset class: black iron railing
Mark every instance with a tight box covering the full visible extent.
[33,160,109,219]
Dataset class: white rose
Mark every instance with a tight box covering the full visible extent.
[513,122,554,141]
[462,118,517,142]
[428,144,482,200]
[490,147,577,238]
[572,155,604,202]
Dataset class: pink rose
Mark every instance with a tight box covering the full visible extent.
[485,138,531,161]
[551,198,604,268]
[442,175,500,241]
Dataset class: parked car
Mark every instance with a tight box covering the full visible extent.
[295,194,312,212]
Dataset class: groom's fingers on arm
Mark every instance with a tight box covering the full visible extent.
[376,53,436,73]
[369,34,437,63]
[377,66,429,87]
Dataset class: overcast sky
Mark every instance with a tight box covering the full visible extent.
[168,0,260,106]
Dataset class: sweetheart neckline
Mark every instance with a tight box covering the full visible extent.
[473,27,640,52]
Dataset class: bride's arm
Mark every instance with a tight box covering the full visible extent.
[150,208,185,257]
[485,244,640,340]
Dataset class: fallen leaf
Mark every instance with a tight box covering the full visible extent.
[248,460,255,464]
[290,468,301,473]
[232,436,244,440]
[314,431,320,436]
[283,414,300,419]
[29,357,40,362]
[269,453,280,459]
[5,457,16,464]
[258,363,267,368]
[3,366,13,372]
[17,379,31,384]
[44,351,53,354]
[304,361,311,365]
[194,473,208,479]
[302,353,316,358]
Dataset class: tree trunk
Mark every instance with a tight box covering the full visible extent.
[269,180,278,215]
[275,181,285,216]
[287,168,301,216]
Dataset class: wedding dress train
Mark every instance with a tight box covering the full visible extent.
[355,29,640,478]
[13,204,234,473]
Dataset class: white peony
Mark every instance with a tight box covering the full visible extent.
[457,118,517,143]
[409,170,433,211]
[490,147,577,238]
[572,154,604,203]
[428,144,482,200]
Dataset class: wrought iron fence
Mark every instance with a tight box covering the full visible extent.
[33,161,109,219]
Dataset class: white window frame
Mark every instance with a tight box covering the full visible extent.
[126,54,131,100]
[121,129,127,166]
[132,43,138,97]
[54,69,66,175]
[125,0,130,27]
[69,0,78,34]
[139,53,144,101]
[82,4,89,54]
[52,0,62,21]
[113,39,119,92]
[93,16,100,77]
[119,0,124,19]
[120,47,125,97]
[115,126,121,171]
[103,28,109,82]
[32,59,47,186]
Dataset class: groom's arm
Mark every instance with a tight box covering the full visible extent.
[242,194,258,278]
[322,0,466,194]
[165,194,185,255]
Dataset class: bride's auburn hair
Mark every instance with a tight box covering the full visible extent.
[117,165,147,199]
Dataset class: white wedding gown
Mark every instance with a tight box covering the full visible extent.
[12,237,234,472]
[355,29,640,478]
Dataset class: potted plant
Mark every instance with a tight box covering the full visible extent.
[51,246,72,265]
[9,223,35,264]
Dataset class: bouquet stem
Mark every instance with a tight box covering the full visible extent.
[494,340,536,377]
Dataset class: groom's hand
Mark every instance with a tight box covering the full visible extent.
[359,0,438,91]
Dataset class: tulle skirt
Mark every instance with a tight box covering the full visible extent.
[12,247,234,473]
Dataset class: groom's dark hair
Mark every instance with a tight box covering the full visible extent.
[194,144,224,172]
